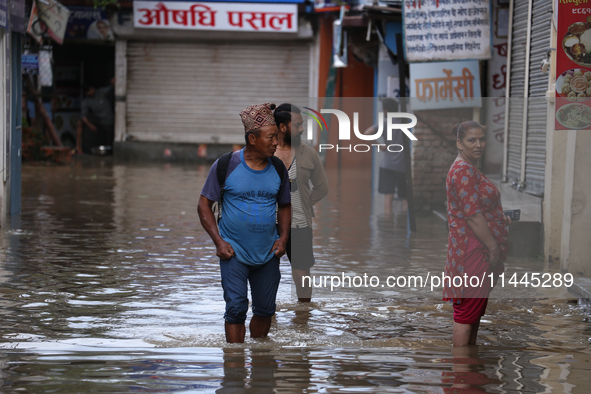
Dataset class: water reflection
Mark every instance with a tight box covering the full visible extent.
[0,158,588,392]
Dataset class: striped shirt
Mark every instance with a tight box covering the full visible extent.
[289,157,309,228]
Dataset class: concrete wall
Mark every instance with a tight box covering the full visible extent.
[114,141,239,163]
[411,108,472,211]
[544,129,566,268]
[562,131,591,277]
[0,29,6,225]
[543,19,561,268]
[544,18,591,281]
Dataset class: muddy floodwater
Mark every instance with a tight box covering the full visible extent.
[0,158,589,393]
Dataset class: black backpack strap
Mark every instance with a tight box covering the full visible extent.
[215,151,233,223]
[270,155,288,197]
[216,151,234,191]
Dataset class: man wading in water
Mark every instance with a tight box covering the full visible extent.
[273,103,328,302]
[198,103,291,343]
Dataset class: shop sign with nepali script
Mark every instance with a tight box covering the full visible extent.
[133,1,297,33]
[410,60,481,110]
[403,0,492,62]
[555,0,591,130]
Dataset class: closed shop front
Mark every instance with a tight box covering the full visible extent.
[115,0,313,147]
[125,40,311,144]
[505,0,552,196]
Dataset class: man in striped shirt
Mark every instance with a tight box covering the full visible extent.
[274,104,329,302]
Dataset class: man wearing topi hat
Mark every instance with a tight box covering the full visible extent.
[198,103,291,343]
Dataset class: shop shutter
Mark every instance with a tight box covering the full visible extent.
[507,0,551,196]
[525,0,552,196]
[506,0,528,184]
[126,41,311,144]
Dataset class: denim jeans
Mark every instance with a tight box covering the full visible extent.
[219,255,280,324]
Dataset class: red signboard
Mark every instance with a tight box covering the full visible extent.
[133,1,297,33]
[556,0,591,129]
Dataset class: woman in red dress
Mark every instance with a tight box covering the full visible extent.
[444,121,511,347]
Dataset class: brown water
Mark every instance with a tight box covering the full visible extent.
[0,158,589,393]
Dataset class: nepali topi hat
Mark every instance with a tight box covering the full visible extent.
[240,103,277,134]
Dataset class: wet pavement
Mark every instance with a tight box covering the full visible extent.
[0,157,589,393]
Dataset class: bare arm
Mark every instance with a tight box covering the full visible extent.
[81,116,97,132]
[197,195,234,259]
[466,213,501,266]
[271,202,291,257]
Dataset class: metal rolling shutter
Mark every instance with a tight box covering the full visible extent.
[506,0,528,183]
[126,41,310,144]
[525,0,552,196]
[507,0,551,195]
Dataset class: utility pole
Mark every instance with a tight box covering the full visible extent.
[396,33,416,232]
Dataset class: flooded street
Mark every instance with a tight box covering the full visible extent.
[0,158,589,393]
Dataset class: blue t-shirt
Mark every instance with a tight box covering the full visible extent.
[201,149,290,266]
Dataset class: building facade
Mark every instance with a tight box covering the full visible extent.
[112,0,318,161]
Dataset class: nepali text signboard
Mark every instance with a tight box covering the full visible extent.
[403,0,492,63]
[66,7,114,40]
[133,1,297,33]
[555,0,591,130]
[410,60,481,110]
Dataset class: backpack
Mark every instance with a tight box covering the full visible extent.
[214,151,287,222]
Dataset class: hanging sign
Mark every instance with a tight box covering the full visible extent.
[27,0,71,45]
[403,0,492,62]
[66,7,114,40]
[555,0,591,130]
[22,54,39,71]
[133,1,297,33]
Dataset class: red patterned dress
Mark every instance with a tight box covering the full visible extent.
[443,159,509,303]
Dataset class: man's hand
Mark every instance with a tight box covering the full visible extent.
[271,238,286,258]
[215,239,235,260]
[198,195,233,260]
[505,215,513,225]
[88,123,97,132]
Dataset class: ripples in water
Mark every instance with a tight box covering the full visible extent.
[0,158,588,392]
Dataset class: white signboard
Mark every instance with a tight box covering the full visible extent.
[403,0,492,62]
[410,60,481,110]
[134,1,297,33]
[37,0,70,44]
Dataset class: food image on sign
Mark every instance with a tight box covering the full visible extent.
[557,2,591,129]
[562,16,591,67]
[556,103,591,129]
[556,68,591,101]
